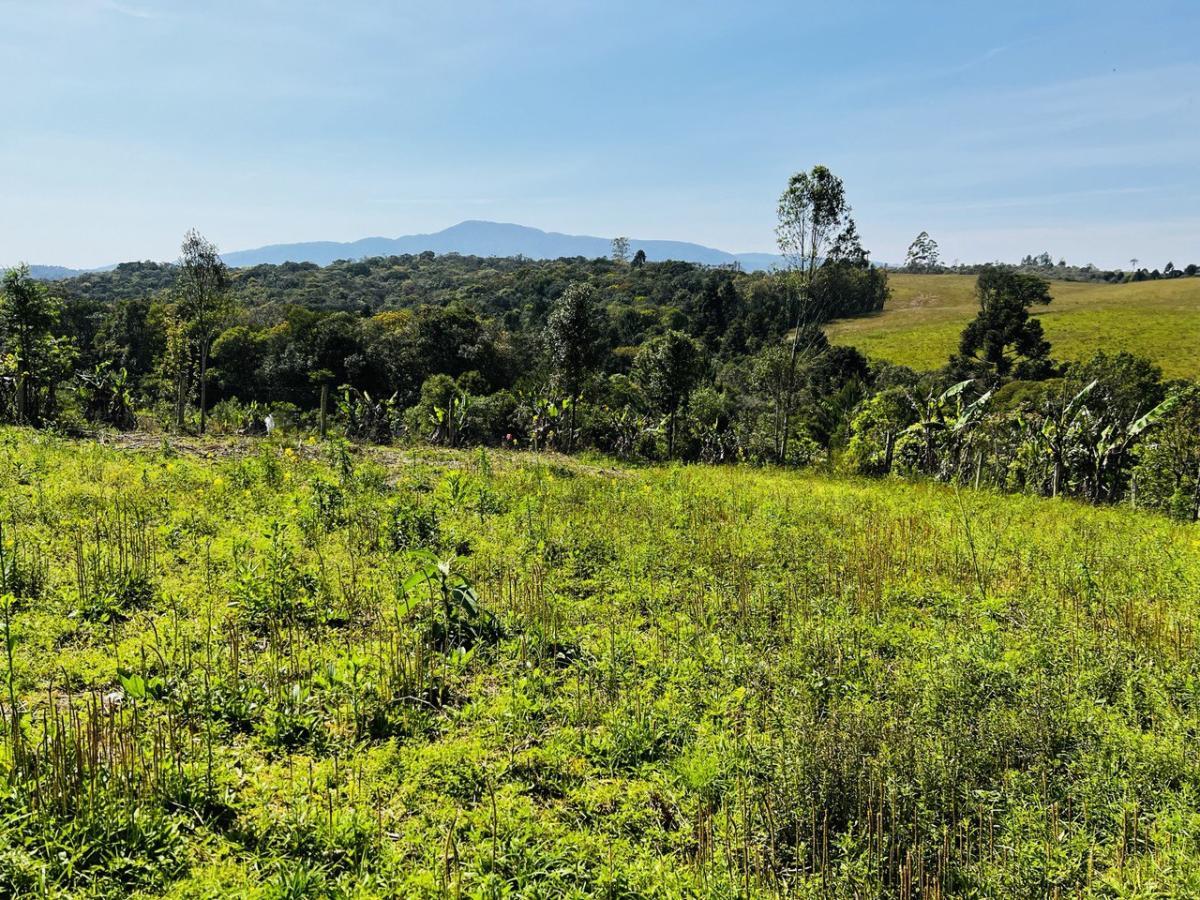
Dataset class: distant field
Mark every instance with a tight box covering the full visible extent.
[826,274,1200,379]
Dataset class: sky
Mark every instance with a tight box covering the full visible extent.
[2,0,1198,270]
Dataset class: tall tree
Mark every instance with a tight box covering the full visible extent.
[775,165,850,463]
[827,218,869,267]
[905,231,940,271]
[545,282,607,449]
[0,265,65,425]
[695,272,739,350]
[177,230,232,433]
[610,236,630,265]
[950,266,1053,382]
[633,329,703,458]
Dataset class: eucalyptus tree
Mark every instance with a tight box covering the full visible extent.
[774,165,851,462]
[177,230,233,433]
[610,236,630,265]
[905,231,940,271]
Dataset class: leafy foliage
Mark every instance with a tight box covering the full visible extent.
[0,434,1197,896]
[950,265,1054,381]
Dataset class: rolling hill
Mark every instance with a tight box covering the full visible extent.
[26,264,90,280]
[826,273,1200,379]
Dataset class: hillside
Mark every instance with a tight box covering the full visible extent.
[1,432,1198,896]
[27,264,89,281]
[826,273,1200,379]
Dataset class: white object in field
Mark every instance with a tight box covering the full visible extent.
[264,414,275,435]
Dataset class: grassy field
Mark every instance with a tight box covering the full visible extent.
[826,274,1200,379]
[2,429,1200,897]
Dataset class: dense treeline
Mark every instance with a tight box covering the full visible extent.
[901,233,1199,283]
[1,216,890,460]
[2,167,1197,521]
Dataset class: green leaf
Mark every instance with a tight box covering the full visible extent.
[938,379,974,403]
[117,668,147,701]
[1128,394,1178,437]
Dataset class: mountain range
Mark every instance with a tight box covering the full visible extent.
[20,221,785,279]
[222,221,784,270]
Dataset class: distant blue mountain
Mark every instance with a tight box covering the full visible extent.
[221,220,785,271]
[12,221,789,277]
[25,264,89,281]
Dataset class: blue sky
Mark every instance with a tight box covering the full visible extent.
[2,0,1198,269]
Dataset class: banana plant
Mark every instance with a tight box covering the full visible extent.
[1036,379,1097,497]
[77,362,136,430]
[902,379,985,476]
[1082,392,1178,502]
[339,387,398,443]
[519,393,567,452]
[429,386,471,447]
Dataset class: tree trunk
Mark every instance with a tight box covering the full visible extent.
[14,373,25,425]
[198,340,209,435]
[319,383,329,438]
[175,366,186,432]
[781,303,801,464]
[1192,455,1200,522]
[16,334,32,425]
[668,408,676,459]
[777,398,787,460]
[779,403,791,465]
[569,394,578,453]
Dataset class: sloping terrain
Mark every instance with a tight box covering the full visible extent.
[1,431,1198,896]
[826,274,1200,379]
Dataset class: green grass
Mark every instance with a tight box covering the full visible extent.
[2,429,1200,897]
[826,274,1200,379]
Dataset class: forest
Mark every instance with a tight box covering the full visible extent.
[2,167,1198,520]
